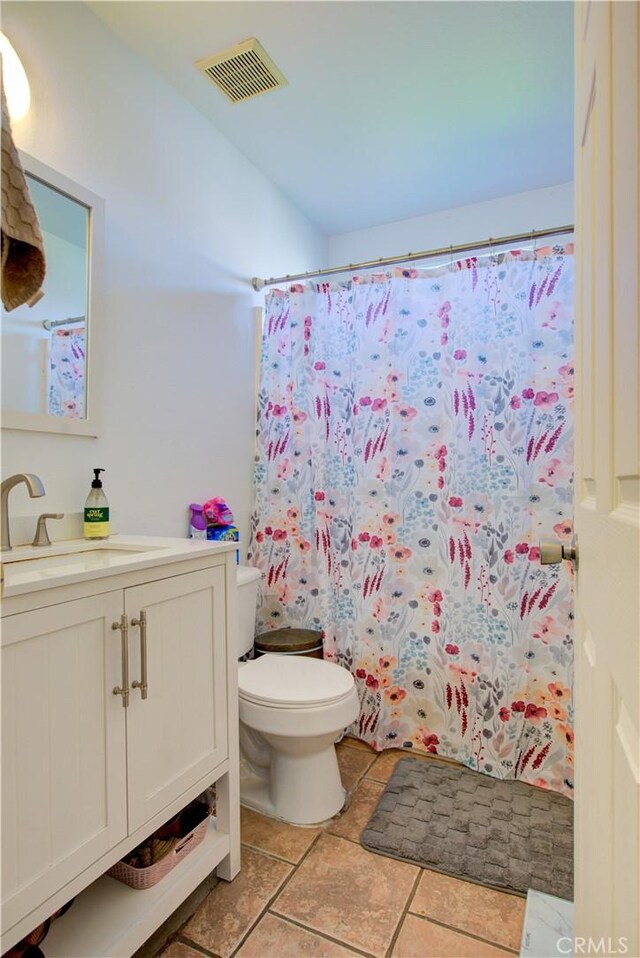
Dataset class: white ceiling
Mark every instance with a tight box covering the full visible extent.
[89,1,574,236]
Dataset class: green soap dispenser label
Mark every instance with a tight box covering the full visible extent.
[84,507,109,537]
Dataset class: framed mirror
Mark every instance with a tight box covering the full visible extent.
[1,151,103,437]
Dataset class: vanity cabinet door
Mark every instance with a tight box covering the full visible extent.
[1,593,128,930]
[124,566,228,832]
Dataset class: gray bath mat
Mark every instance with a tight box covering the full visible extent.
[361,757,573,900]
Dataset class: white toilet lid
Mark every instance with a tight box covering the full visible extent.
[238,654,355,707]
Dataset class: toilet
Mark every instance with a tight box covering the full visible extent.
[236,566,359,825]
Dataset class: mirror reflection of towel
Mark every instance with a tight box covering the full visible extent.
[1,85,46,310]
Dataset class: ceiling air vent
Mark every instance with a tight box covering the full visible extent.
[194,38,288,104]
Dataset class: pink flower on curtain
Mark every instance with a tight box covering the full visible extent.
[534,390,559,407]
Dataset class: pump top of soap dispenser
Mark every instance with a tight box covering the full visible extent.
[92,468,105,487]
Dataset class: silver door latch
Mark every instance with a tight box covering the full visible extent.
[539,538,579,570]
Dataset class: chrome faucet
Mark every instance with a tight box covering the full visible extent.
[1,474,46,551]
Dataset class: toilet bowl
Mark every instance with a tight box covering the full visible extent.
[236,567,359,825]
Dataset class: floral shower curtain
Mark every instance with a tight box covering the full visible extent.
[249,245,574,797]
[48,326,85,418]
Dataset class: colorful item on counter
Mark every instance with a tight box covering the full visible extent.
[202,497,234,526]
[189,503,207,540]
[206,523,239,541]
[207,524,240,563]
[187,499,239,559]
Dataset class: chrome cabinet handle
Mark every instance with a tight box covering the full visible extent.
[112,615,130,707]
[131,610,148,700]
[539,538,579,570]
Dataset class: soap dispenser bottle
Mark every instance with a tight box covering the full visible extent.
[84,468,110,539]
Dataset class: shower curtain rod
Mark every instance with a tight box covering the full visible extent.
[251,223,574,292]
[42,315,85,330]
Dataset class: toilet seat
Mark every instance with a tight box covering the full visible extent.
[238,653,355,708]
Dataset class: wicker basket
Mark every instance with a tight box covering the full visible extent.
[107,813,211,889]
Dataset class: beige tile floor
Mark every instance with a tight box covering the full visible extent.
[153,739,526,958]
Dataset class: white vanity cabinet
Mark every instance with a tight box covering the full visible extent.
[124,566,228,831]
[1,541,240,958]
[2,592,129,930]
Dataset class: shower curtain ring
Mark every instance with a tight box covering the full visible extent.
[449,244,454,269]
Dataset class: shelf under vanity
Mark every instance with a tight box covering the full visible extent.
[44,818,227,957]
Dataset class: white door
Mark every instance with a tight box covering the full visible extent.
[574,2,639,953]
[1,593,127,932]
[125,567,228,831]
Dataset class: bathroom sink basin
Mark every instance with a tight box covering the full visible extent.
[0,535,237,599]
[1,547,146,573]
[2,540,148,563]
[0,540,159,591]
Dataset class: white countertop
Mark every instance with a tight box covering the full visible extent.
[1,535,237,598]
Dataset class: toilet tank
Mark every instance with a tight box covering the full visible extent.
[236,566,262,658]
